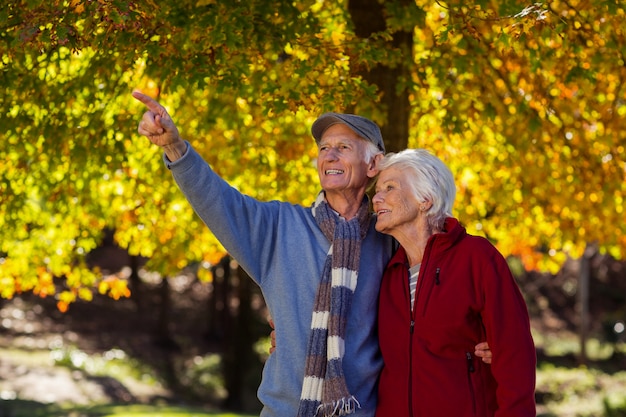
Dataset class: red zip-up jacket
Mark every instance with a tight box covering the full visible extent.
[376,218,536,417]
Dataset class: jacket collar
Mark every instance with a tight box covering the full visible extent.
[387,217,466,267]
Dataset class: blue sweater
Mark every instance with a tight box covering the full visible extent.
[166,143,394,416]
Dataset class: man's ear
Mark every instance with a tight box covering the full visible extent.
[367,153,384,178]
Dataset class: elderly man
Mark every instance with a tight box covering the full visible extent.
[133,91,393,417]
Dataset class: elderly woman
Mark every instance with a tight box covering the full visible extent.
[373,149,536,417]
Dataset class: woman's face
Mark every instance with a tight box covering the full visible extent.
[373,167,422,236]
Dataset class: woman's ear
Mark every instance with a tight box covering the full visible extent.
[367,153,384,179]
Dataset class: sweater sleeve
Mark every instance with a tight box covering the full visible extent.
[478,240,537,417]
[163,142,287,284]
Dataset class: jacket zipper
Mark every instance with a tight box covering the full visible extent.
[466,351,477,415]
[418,238,438,318]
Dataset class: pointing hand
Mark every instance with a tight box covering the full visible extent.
[133,90,187,161]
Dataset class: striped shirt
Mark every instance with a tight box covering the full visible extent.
[409,264,421,311]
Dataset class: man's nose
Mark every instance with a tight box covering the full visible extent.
[323,147,339,160]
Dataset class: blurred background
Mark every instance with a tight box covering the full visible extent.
[1,0,625,416]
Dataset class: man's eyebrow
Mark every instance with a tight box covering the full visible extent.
[320,138,354,146]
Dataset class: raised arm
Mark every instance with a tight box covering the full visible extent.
[132,90,187,162]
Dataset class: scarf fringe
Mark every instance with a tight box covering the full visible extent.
[316,396,361,417]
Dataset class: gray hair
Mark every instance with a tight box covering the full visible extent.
[363,140,384,163]
[363,140,384,187]
[378,149,456,231]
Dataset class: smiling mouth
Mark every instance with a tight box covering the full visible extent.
[325,169,344,175]
[376,209,390,216]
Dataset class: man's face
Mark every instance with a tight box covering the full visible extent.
[316,124,374,194]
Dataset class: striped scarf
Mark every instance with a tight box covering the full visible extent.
[298,191,371,417]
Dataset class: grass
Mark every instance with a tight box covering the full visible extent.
[2,329,626,417]
[536,364,626,417]
[49,345,165,390]
[0,401,256,417]
[533,331,626,417]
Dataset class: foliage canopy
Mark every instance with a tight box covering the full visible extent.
[1,0,625,308]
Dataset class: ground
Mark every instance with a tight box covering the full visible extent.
[0,273,226,410]
[0,296,170,407]
[1,248,625,415]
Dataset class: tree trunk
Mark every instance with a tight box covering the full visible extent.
[578,244,594,365]
[348,0,413,153]
[154,276,178,350]
[206,255,230,343]
[128,254,143,311]
[221,260,261,412]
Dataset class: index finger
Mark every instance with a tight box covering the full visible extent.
[132,90,166,116]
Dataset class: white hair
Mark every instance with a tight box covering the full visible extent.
[362,139,383,163]
[378,149,456,230]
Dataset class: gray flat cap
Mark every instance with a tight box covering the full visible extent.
[311,112,385,153]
